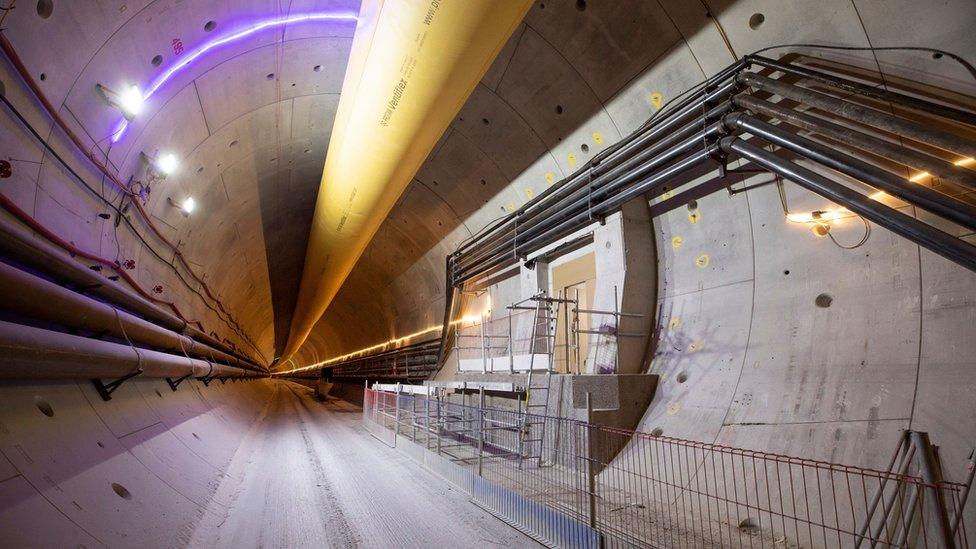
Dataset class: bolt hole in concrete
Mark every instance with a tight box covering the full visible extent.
[651,427,664,437]
[34,396,54,417]
[815,293,833,308]
[749,13,765,30]
[932,52,944,60]
[229,140,239,148]
[151,54,163,67]
[481,117,489,125]
[676,372,688,384]
[39,73,47,81]
[576,0,587,11]
[204,20,217,32]
[36,0,53,18]
[783,269,790,275]
[581,143,589,153]
[687,199,698,211]
[155,389,163,398]
[313,64,323,72]
[97,441,105,448]
[555,104,564,115]
[192,433,201,440]
[738,517,760,534]
[111,482,132,500]
[196,166,204,173]
[266,72,275,80]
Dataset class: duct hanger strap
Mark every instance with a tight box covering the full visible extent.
[197,361,219,386]
[165,373,193,392]
[91,368,144,401]
[90,306,145,401]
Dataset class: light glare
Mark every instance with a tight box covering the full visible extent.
[156,153,178,175]
[182,197,195,214]
[118,85,144,117]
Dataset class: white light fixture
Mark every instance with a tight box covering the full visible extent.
[155,153,178,175]
[117,85,145,118]
[168,196,195,216]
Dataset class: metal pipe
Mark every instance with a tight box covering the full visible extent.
[0,320,248,380]
[910,431,955,548]
[0,260,258,371]
[454,124,724,281]
[724,138,976,272]
[453,87,738,272]
[0,216,265,370]
[746,55,976,126]
[455,145,716,283]
[734,94,976,191]
[0,37,257,353]
[738,73,976,159]
[727,113,976,231]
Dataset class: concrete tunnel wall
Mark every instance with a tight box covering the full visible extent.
[315,0,976,487]
[0,378,278,546]
[0,0,975,544]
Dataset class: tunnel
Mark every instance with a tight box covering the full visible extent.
[0,0,974,547]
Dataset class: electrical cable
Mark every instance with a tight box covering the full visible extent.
[827,216,872,250]
[0,91,259,357]
[0,33,257,350]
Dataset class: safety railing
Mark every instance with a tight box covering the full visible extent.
[363,387,971,548]
[326,339,440,382]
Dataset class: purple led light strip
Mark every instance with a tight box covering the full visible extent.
[111,12,359,142]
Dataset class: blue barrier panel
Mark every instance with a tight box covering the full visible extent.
[472,476,601,548]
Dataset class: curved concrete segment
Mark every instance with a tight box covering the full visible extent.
[0,379,535,547]
[0,0,974,545]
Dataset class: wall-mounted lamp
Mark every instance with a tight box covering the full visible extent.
[139,151,179,179]
[96,83,144,119]
[155,153,178,175]
[168,196,195,216]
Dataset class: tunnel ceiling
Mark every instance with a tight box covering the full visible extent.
[4,0,974,367]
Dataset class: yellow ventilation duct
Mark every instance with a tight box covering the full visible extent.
[282,0,531,362]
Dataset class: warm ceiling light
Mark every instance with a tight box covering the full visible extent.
[117,85,145,118]
[156,153,178,175]
[909,171,931,183]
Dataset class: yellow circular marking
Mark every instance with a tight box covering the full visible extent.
[688,210,701,224]
[545,172,555,185]
[666,401,681,416]
[671,235,683,250]
[567,152,577,168]
[506,202,516,212]
[592,132,604,144]
[525,188,535,200]
[662,190,673,200]
[688,340,703,352]
[649,92,664,110]
[695,254,709,269]
[668,318,682,330]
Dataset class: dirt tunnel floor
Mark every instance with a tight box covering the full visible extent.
[189,380,537,548]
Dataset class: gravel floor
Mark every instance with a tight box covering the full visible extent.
[189,380,538,548]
